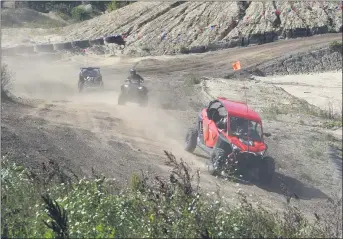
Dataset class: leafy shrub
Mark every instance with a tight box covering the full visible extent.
[1,64,13,100]
[106,0,117,12]
[329,40,343,53]
[141,45,151,52]
[179,45,189,54]
[26,1,80,14]
[107,0,136,11]
[71,6,91,22]
[323,120,343,129]
[1,152,342,238]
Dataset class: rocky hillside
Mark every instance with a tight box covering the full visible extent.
[2,1,342,56]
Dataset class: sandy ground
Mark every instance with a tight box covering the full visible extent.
[2,36,342,222]
[258,71,342,115]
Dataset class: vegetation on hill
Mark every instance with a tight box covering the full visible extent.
[15,1,134,21]
[1,64,13,101]
[1,1,135,27]
[1,151,341,238]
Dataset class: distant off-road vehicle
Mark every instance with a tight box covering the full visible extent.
[118,72,148,107]
[78,67,104,92]
[184,97,274,183]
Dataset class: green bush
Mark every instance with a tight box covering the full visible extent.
[106,0,117,12]
[329,40,343,53]
[1,152,342,238]
[107,0,135,11]
[71,6,91,22]
[179,45,189,54]
[1,64,13,101]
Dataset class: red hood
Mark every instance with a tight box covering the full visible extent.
[225,133,267,153]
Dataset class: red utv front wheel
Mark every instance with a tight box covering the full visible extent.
[184,128,198,153]
[209,148,226,176]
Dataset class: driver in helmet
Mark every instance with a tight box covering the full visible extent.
[126,69,144,85]
[230,117,248,135]
[236,118,250,135]
[216,116,228,131]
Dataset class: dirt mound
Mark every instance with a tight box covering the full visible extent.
[1,8,67,28]
[2,1,342,55]
[225,44,343,78]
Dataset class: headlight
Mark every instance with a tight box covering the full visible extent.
[138,86,143,89]
[124,84,129,87]
[232,144,240,152]
[257,150,265,156]
[239,138,254,146]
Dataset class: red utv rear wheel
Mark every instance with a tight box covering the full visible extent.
[185,128,198,153]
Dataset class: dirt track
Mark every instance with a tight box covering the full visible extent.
[135,33,342,76]
[2,34,342,219]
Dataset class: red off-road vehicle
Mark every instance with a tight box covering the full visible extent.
[184,97,275,183]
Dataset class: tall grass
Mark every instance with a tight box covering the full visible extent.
[1,64,13,101]
[1,151,342,238]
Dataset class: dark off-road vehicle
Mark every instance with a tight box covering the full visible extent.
[78,67,104,92]
[118,69,148,107]
[184,97,275,183]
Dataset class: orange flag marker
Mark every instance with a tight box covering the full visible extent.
[232,61,241,71]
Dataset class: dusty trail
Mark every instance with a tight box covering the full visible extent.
[2,36,341,219]
[136,33,342,77]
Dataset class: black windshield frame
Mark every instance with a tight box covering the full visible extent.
[229,117,263,142]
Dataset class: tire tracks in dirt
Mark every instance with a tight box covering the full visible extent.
[2,34,341,219]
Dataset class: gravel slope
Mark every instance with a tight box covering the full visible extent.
[2,1,342,55]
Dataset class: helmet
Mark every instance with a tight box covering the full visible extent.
[129,69,136,75]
